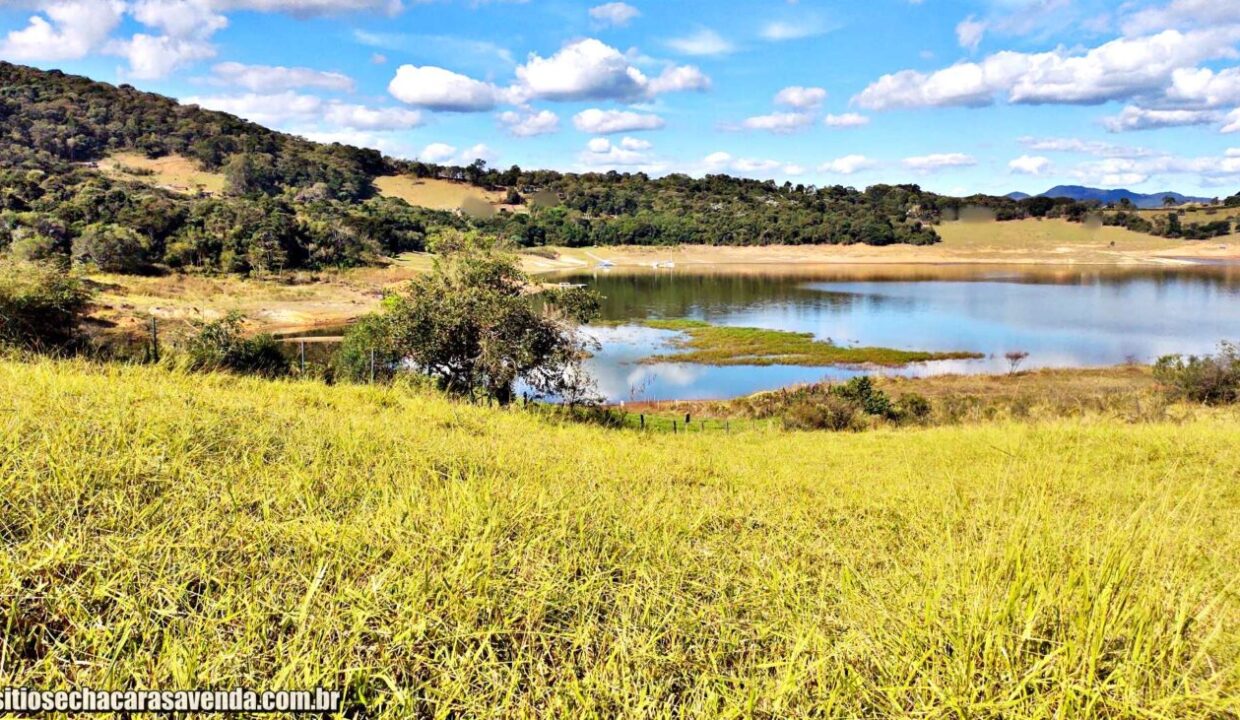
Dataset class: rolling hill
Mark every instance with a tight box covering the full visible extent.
[1009,186,1215,208]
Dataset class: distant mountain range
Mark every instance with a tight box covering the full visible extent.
[1005,186,1215,209]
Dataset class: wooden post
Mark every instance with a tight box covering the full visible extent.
[149,316,159,362]
[299,340,306,375]
[672,421,677,434]
[640,414,645,430]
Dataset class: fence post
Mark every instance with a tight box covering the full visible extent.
[672,421,677,434]
[299,340,306,375]
[640,414,645,430]
[149,316,159,362]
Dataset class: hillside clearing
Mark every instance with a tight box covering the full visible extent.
[97,152,226,195]
[374,175,520,213]
[0,359,1237,717]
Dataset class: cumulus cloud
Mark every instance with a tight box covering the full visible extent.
[497,109,560,137]
[1165,66,1240,108]
[419,143,458,163]
[589,2,640,28]
[738,112,814,133]
[1225,109,1240,133]
[209,61,355,92]
[1121,0,1240,36]
[823,112,870,128]
[133,0,228,38]
[514,39,707,102]
[573,108,665,134]
[580,137,664,170]
[0,0,126,61]
[210,0,403,15]
[665,28,733,56]
[774,86,827,109]
[109,34,216,79]
[388,65,501,111]
[620,136,651,151]
[854,28,1240,111]
[1101,105,1219,132]
[1071,150,1240,186]
[820,155,876,174]
[903,153,977,171]
[1008,155,1051,175]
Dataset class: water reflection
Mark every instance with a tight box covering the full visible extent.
[567,264,1240,402]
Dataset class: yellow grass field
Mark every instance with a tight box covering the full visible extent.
[1,358,1237,718]
[374,175,519,213]
[98,152,227,195]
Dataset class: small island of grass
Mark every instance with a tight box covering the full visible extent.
[634,318,984,367]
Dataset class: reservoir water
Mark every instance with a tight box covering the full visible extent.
[562,264,1240,402]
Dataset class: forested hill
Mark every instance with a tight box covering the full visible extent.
[1,61,1209,277]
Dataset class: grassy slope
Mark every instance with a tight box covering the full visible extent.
[639,318,982,366]
[374,176,518,213]
[2,359,1237,718]
[98,152,227,195]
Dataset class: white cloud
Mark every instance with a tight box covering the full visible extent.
[1121,0,1240,36]
[514,38,649,101]
[620,136,651,150]
[903,153,977,171]
[854,28,1240,110]
[739,112,813,133]
[820,155,876,174]
[184,91,420,130]
[322,103,421,130]
[388,65,501,111]
[589,2,640,28]
[823,112,870,128]
[581,137,664,170]
[646,65,711,94]
[573,108,666,133]
[1070,150,1240,186]
[760,17,832,41]
[209,0,403,15]
[1018,136,1155,158]
[701,152,802,178]
[420,142,458,163]
[132,0,228,38]
[108,34,215,79]
[665,28,734,57]
[1165,66,1240,108]
[0,0,125,61]
[956,16,986,51]
[209,61,354,92]
[1101,105,1219,132]
[774,86,827,109]
[1225,109,1240,133]
[1008,155,1051,175]
[497,109,560,137]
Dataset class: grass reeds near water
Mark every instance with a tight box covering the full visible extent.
[637,318,983,366]
[1,359,1238,717]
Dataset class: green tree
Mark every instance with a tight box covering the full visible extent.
[71,223,152,273]
[346,237,600,404]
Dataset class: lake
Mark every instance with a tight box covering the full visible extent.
[561,264,1240,402]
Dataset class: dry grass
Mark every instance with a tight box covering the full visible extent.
[0,358,1237,717]
[374,176,517,213]
[97,152,227,195]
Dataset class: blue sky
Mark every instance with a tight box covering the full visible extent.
[3,0,1240,196]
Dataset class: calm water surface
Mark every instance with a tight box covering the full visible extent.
[561,264,1240,402]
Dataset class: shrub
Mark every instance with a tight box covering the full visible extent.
[183,312,289,378]
[71,223,152,273]
[0,259,92,351]
[784,395,862,431]
[1153,343,1240,405]
[894,393,932,424]
[832,376,894,418]
[333,314,401,383]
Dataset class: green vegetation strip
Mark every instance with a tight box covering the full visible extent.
[635,318,982,366]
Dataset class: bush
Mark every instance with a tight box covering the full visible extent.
[1153,343,1240,405]
[0,259,92,351]
[832,376,894,418]
[333,314,401,383]
[895,393,932,424]
[72,223,152,273]
[183,312,289,378]
[784,395,862,431]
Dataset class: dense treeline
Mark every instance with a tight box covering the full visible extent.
[1,62,1232,276]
